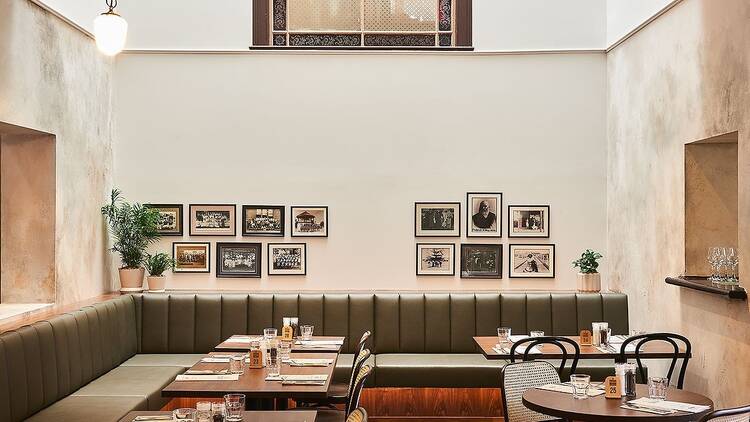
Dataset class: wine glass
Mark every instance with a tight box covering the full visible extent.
[726,247,739,284]
[707,247,720,282]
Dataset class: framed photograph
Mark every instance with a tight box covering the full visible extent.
[414,202,461,237]
[242,205,284,236]
[290,206,328,237]
[268,243,307,275]
[509,244,555,278]
[147,204,183,236]
[216,242,261,278]
[189,204,236,236]
[508,205,550,238]
[467,192,502,237]
[416,243,455,276]
[173,242,211,273]
[461,244,503,279]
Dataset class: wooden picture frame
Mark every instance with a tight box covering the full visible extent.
[466,192,502,238]
[173,242,211,273]
[216,242,262,278]
[147,203,183,236]
[242,205,284,236]
[509,244,555,278]
[460,244,502,279]
[416,243,456,276]
[415,202,461,237]
[189,204,237,236]
[268,243,307,275]
[508,205,550,238]
[290,206,328,237]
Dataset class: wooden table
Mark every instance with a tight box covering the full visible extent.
[522,384,713,421]
[473,336,691,360]
[119,410,318,422]
[215,336,345,353]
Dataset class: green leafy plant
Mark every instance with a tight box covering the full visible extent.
[144,252,176,277]
[572,249,603,274]
[101,189,160,268]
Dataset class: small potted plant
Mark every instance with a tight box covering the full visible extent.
[572,249,603,292]
[101,189,160,292]
[144,252,175,292]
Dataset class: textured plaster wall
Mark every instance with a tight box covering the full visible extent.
[607,0,750,407]
[0,0,116,304]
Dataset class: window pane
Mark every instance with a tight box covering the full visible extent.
[364,0,437,32]
[288,0,362,31]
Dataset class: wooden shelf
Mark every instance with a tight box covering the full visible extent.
[666,276,747,300]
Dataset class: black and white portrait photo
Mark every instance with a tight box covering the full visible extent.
[415,202,461,237]
[147,204,183,236]
[243,205,284,236]
[216,242,261,278]
[509,244,555,278]
[508,205,550,238]
[461,244,502,279]
[291,206,328,237]
[268,243,307,275]
[467,192,502,237]
[416,243,455,276]
[189,204,236,236]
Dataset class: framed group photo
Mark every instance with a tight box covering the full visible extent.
[189,204,236,236]
[508,205,550,238]
[216,242,261,278]
[509,244,555,278]
[268,243,307,275]
[416,243,455,276]
[467,192,502,237]
[242,205,284,236]
[148,204,183,236]
[291,206,328,237]
[460,244,502,279]
[415,202,460,237]
[173,242,211,273]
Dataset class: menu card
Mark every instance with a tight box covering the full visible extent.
[176,374,240,381]
[537,383,605,397]
[627,398,711,413]
[288,358,334,366]
[225,336,262,344]
[265,374,328,382]
[295,339,344,346]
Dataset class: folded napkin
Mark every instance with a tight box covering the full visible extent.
[201,357,231,363]
[289,358,334,367]
[225,336,262,344]
[620,404,676,415]
[628,398,711,413]
[536,383,605,397]
[175,374,240,381]
[492,346,509,354]
[509,335,529,343]
[296,339,344,346]
[513,344,542,354]
[184,369,229,375]
[266,374,328,382]
[132,416,173,421]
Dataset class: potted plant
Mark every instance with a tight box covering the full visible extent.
[144,252,175,292]
[572,249,603,292]
[101,189,160,292]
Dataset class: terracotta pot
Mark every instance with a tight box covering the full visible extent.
[118,267,145,292]
[147,275,166,292]
[577,272,601,292]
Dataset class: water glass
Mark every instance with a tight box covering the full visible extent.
[263,327,277,340]
[266,340,281,377]
[530,330,544,337]
[497,327,512,346]
[648,377,669,400]
[229,355,245,374]
[300,325,314,341]
[570,374,590,400]
[726,247,740,284]
[173,408,197,421]
[224,394,245,422]
[279,340,292,361]
[196,401,212,422]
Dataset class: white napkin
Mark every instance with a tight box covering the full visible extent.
[537,383,605,397]
[201,357,231,363]
[289,358,334,366]
[296,339,344,346]
[513,344,542,354]
[225,336,261,344]
[492,346,509,354]
[628,398,711,413]
[266,374,328,382]
[175,374,240,381]
[509,335,529,343]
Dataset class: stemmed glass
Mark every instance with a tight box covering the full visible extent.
[726,248,739,284]
[707,247,721,282]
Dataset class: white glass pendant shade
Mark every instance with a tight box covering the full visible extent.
[94,12,128,56]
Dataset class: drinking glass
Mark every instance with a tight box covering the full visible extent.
[570,374,590,399]
[266,339,281,377]
[173,408,197,421]
[279,340,292,361]
[648,377,669,400]
[300,325,314,341]
[726,247,740,284]
[224,394,245,422]
[497,327,511,347]
[263,328,277,340]
[708,247,721,282]
[230,355,245,374]
[529,330,544,337]
[196,401,212,422]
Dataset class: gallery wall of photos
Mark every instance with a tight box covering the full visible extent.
[148,192,553,281]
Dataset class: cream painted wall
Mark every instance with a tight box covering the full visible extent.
[113,52,607,292]
[0,0,116,305]
[605,0,675,46]
[607,0,750,407]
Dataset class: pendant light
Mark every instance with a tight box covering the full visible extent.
[94,0,127,56]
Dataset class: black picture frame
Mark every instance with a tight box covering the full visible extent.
[216,242,262,278]
[508,205,551,238]
[241,205,285,237]
[268,243,307,275]
[416,243,456,276]
[189,204,237,236]
[290,206,328,237]
[147,203,184,236]
[508,243,555,278]
[172,241,211,273]
[466,192,502,238]
[460,244,503,279]
[414,202,461,237]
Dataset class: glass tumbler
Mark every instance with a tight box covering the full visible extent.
[230,355,245,374]
[196,401,212,422]
[266,339,281,377]
[648,377,669,400]
[172,408,197,421]
[570,374,591,399]
[497,327,512,347]
[263,327,278,340]
[300,325,314,341]
[279,340,292,361]
[224,394,245,422]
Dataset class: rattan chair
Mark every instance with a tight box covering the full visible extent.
[346,408,368,422]
[313,364,374,422]
[509,336,580,376]
[699,405,750,422]
[501,360,562,422]
[618,332,691,389]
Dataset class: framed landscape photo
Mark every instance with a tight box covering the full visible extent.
[216,242,261,278]
[414,202,460,237]
[268,243,307,275]
[508,205,550,238]
[509,244,555,278]
[466,192,502,237]
[173,242,211,273]
[460,244,502,279]
[416,243,455,276]
[147,204,183,236]
[291,206,328,237]
[189,204,236,236]
[242,205,284,236]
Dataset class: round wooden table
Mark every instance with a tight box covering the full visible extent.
[522,385,713,421]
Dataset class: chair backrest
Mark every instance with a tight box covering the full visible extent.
[347,348,371,399]
[347,407,368,422]
[346,364,374,416]
[698,405,750,422]
[509,336,580,376]
[351,331,371,373]
[501,361,561,422]
[619,332,691,389]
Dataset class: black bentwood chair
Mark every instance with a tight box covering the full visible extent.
[315,364,374,422]
[618,332,691,390]
[698,404,750,422]
[510,336,581,377]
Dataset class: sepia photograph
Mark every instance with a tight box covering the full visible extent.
[268,243,307,275]
[147,204,183,236]
[508,205,550,238]
[415,202,461,237]
[216,242,261,278]
[291,206,328,237]
[460,244,502,279]
[467,192,502,237]
[189,204,236,236]
[509,244,555,278]
[242,205,284,236]
[416,243,455,276]
[172,242,211,273]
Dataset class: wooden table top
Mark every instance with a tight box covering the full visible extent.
[119,410,318,422]
[522,385,713,421]
[161,352,339,399]
[215,336,345,353]
[473,336,691,360]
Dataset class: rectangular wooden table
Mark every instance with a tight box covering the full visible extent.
[474,336,691,360]
[119,410,318,422]
[215,335,345,353]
